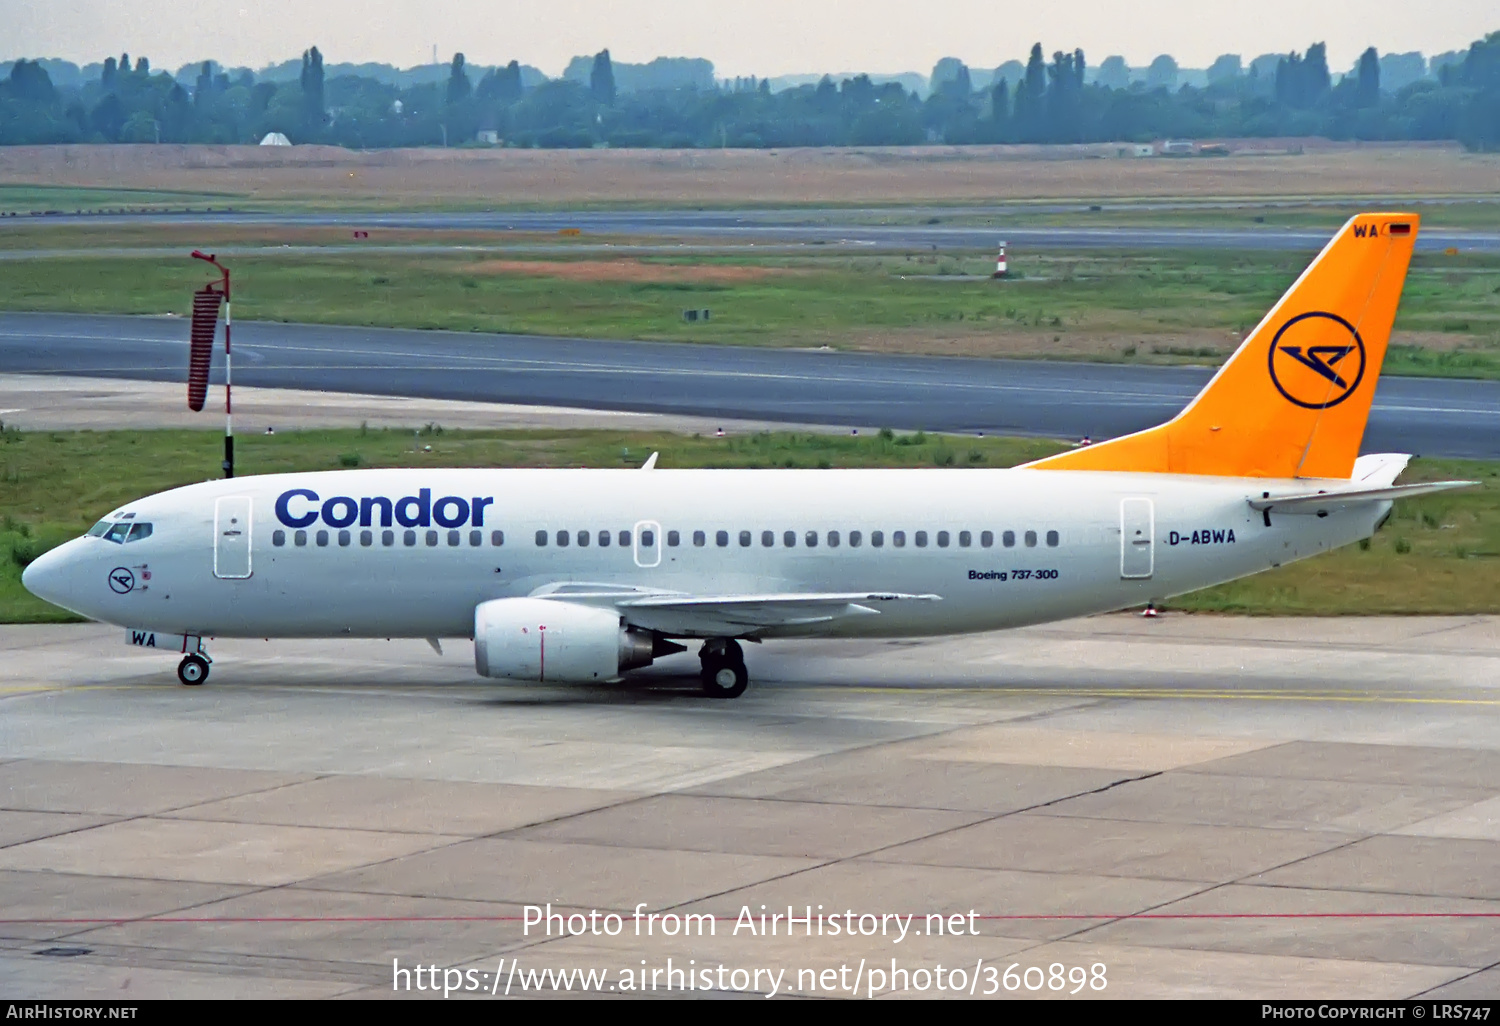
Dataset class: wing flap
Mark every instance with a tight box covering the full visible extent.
[617,591,941,636]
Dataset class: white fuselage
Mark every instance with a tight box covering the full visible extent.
[26,467,1384,641]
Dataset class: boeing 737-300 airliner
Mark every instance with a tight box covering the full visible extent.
[22,213,1475,697]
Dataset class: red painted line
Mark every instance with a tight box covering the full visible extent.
[5,912,1500,925]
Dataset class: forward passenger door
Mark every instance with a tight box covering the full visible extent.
[214,496,253,579]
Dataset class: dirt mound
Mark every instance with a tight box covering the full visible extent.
[463,259,784,283]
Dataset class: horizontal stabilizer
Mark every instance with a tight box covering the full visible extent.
[1249,480,1476,514]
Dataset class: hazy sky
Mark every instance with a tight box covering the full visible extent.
[4,1,1494,75]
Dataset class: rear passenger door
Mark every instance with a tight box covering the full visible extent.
[1119,498,1154,579]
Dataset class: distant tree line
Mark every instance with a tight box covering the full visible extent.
[2,32,1497,151]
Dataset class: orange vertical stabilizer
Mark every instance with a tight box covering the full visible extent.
[1025,213,1419,479]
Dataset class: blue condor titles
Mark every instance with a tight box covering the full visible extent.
[275,488,496,530]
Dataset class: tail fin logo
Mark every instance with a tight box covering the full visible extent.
[1267,311,1367,410]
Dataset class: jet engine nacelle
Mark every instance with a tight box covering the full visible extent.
[473,597,662,683]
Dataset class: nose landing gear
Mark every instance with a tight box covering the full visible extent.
[699,638,749,699]
[177,652,211,686]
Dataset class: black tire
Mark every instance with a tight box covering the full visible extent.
[700,658,748,699]
[177,655,209,687]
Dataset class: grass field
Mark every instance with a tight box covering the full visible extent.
[0,244,1495,374]
[853,200,1500,232]
[0,426,1495,623]
[3,144,1499,208]
[0,185,236,214]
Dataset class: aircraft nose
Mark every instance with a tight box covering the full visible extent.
[21,539,85,609]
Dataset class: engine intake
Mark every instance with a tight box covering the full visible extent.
[473,597,682,683]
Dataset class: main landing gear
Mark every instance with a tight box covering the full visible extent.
[699,639,749,699]
[177,651,211,686]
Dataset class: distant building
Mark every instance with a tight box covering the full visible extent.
[258,132,291,146]
[1159,139,1195,155]
[475,130,499,145]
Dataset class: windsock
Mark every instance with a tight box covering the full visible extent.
[188,285,223,411]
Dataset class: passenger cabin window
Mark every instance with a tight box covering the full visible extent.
[915,531,928,548]
[362,530,374,547]
[936,531,949,548]
[805,531,818,548]
[272,530,286,547]
[871,530,884,548]
[893,531,906,548]
[981,530,994,548]
[849,530,862,547]
[295,530,308,547]
[762,530,774,547]
[739,530,752,547]
[640,529,654,547]
[316,530,329,547]
[619,530,631,547]
[535,530,547,546]
[1047,530,1060,547]
[693,531,706,547]
[383,530,395,547]
[667,530,680,547]
[577,530,590,547]
[492,530,504,546]
[1025,530,1038,548]
[828,530,840,548]
[958,531,971,547]
[403,530,417,547]
[339,530,352,547]
[784,531,796,548]
[1002,530,1016,548]
[716,530,729,547]
[557,531,570,547]
[598,530,610,547]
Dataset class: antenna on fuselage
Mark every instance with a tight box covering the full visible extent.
[189,250,235,479]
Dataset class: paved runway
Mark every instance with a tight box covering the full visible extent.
[9,207,1500,254]
[1,616,1497,998]
[2,311,1498,459]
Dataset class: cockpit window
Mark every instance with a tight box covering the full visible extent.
[103,522,131,544]
[87,520,111,538]
[126,523,152,542]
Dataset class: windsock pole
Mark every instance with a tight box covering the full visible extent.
[191,250,234,478]
[992,240,1009,279]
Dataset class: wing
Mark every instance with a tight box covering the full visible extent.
[617,592,941,636]
[525,582,940,637]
